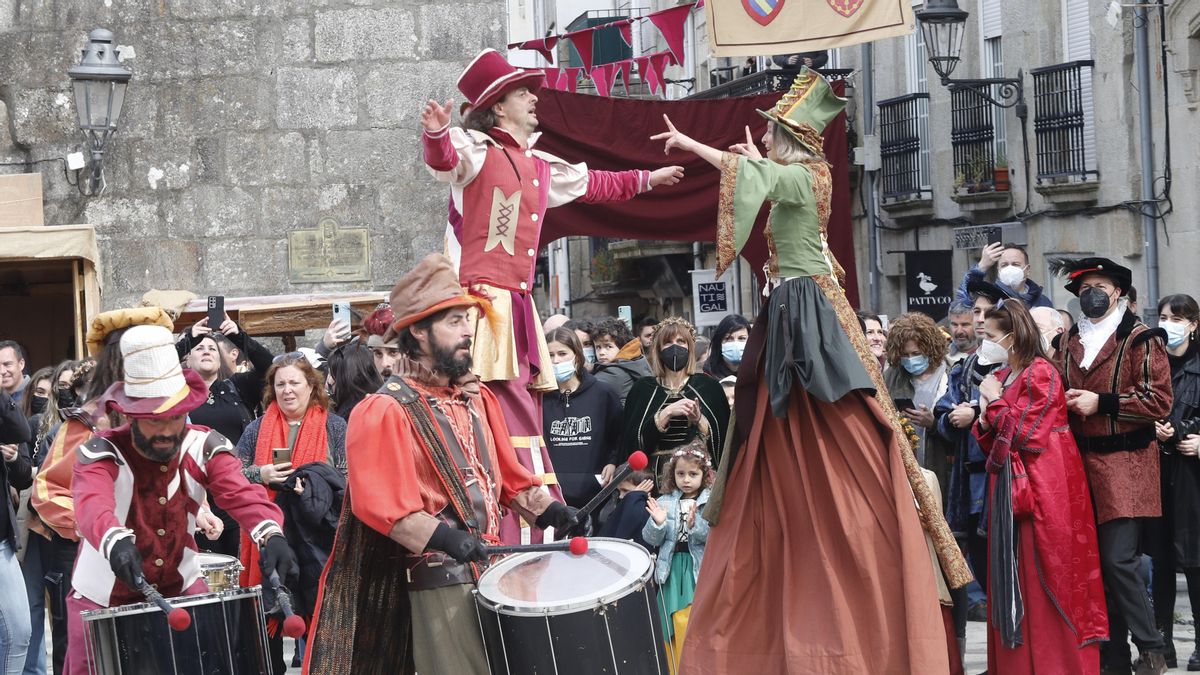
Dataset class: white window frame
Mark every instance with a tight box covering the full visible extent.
[905,7,932,191]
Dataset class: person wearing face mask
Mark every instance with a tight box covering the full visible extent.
[1048,257,1174,675]
[541,328,623,506]
[620,317,729,484]
[703,314,752,380]
[1148,294,1200,670]
[884,313,953,490]
[563,319,597,370]
[971,298,1107,674]
[1030,306,1066,361]
[956,242,1053,308]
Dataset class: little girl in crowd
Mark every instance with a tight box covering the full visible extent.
[642,440,713,666]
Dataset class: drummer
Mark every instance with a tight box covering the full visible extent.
[65,325,299,675]
[306,253,583,675]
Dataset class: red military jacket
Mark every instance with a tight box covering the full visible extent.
[1056,311,1173,523]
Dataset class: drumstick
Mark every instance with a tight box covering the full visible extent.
[268,572,307,638]
[135,575,191,632]
[484,536,589,557]
[568,451,649,529]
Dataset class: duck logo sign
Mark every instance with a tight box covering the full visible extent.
[904,250,955,321]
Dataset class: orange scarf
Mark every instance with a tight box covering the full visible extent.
[239,402,329,589]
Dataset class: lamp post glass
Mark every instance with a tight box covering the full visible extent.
[915,0,969,82]
[67,28,132,192]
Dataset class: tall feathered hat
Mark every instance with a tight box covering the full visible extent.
[756,66,847,156]
[1048,257,1133,297]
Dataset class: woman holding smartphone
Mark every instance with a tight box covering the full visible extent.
[236,352,347,674]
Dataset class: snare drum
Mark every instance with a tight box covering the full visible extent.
[474,537,667,675]
[81,587,271,675]
[197,552,243,592]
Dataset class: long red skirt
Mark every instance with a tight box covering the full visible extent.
[679,384,949,674]
[987,518,1101,674]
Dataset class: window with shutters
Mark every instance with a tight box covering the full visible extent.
[903,7,932,192]
[1032,0,1098,179]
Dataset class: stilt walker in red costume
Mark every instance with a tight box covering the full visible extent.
[421,49,685,544]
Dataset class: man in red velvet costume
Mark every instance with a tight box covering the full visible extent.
[420,49,683,544]
[65,325,298,675]
[305,253,582,674]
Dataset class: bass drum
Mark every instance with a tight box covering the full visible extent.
[474,537,667,675]
[81,587,271,675]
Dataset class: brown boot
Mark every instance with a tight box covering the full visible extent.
[1134,650,1167,675]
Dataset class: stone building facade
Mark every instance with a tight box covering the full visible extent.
[0,0,505,311]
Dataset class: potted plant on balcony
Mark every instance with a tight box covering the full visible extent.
[967,154,990,193]
[993,151,1010,192]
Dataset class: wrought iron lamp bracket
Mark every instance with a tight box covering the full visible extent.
[942,70,1027,119]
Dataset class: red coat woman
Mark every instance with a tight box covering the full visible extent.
[973,300,1107,675]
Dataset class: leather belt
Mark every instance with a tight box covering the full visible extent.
[404,552,477,591]
[1076,427,1155,454]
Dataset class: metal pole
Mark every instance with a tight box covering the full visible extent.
[1134,6,1160,321]
[862,42,881,311]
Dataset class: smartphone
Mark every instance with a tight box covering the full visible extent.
[207,296,224,331]
[618,305,633,331]
[986,227,1003,246]
[893,397,915,412]
[272,447,292,465]
[332,301,353,336]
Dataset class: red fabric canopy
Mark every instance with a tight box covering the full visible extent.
[533,81,860,308]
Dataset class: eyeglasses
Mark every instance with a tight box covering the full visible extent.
[272,351,304,364]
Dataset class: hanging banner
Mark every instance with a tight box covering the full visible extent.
[690,269,733,327]
[903,250,955,321]
[705,0,914,56]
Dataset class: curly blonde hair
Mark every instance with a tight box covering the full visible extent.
[659,438,714,494]
[884,312,948,367]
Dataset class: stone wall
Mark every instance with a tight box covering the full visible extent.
[0,0,505,309]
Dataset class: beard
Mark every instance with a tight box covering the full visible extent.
[131,422,187,462]
[430,334,473,379]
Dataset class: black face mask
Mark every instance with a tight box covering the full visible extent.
[57,388,77,409]
[30,395,47,415]
[1080,287,1113,319]
[660,345,690,372]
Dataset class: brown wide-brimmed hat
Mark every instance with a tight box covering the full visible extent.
[388,253,487,333]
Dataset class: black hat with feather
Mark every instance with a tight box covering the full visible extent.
[1048,257,1133,297]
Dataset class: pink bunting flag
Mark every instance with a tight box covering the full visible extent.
[634,56,657,95]
[541,68,561,90]
[509,36,559,63]
[695,0,704,7]
[618,20,633,46]
[617,59,634,92]
[650,51,671,93]
[590,64,613,97]
[647,5,690,68]
[564,28,596,72]
[563,67,582,93]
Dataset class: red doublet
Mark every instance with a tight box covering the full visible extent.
[71,424,283,607]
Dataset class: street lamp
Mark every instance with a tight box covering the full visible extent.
[67,28,132,195]
[915,0,1025,117]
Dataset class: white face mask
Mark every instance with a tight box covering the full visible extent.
[997,265,1026,289]
[1040,332,1053,354]
[582,347,596,365]
[976,334,1011,367]
[1163,321,1192,349]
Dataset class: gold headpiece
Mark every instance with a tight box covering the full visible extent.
[650,316,696,343]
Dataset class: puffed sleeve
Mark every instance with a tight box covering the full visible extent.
[345,395,429,538]
[974,360,1062,457]
[423,126,488,188]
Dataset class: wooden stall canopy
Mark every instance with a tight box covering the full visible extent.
[173,292,388,349]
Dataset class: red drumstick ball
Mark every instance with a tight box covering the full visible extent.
[283,614,307,638]
[569,537,589,556]
[167,608,191,632]
[628,451,648,471]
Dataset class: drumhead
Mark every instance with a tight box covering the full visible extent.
[196,552,240,570]
[476,538,652,616]
[80,587,263,622]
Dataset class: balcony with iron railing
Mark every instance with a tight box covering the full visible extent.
[1031,60,1099,204]
[949,86,1012,213]
[685,67,853,100]
[878,92,932,216]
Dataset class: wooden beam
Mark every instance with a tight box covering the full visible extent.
[173,293,387,336]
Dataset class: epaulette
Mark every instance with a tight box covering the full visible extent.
[202,431,235,462]
[377,376,420,405]
[77,436,122,465]
[1130,327,1167,349]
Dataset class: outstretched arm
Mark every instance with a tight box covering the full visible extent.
[651,114,723,168]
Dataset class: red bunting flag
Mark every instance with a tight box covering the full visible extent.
[650,51,671,93]
[563,67,582,93]
[590,64,614,97]
[617,59,634,92]
[564,28,596,71]
[634,56,658,95]
[541,68,561,90]
[618,20,633,46]
[647,4,691,67]
[508,36,559,63]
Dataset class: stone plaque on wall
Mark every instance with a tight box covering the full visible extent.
[288,218,370,283]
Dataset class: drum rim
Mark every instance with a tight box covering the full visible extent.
[80,586,263,621]
[195,552,241,569]
[475,538,654,616]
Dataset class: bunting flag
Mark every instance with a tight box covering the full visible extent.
[617,59,634,92]
[649,51,671,93]
[705,0,914,56]
[541,67,562,90]
[634,56,656,94]
[618,20,633,46]
[508,36,559,62]
[647,4,691,67]
[564,28,596,72]
[563,67,582,93]
[590,64,614,97]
